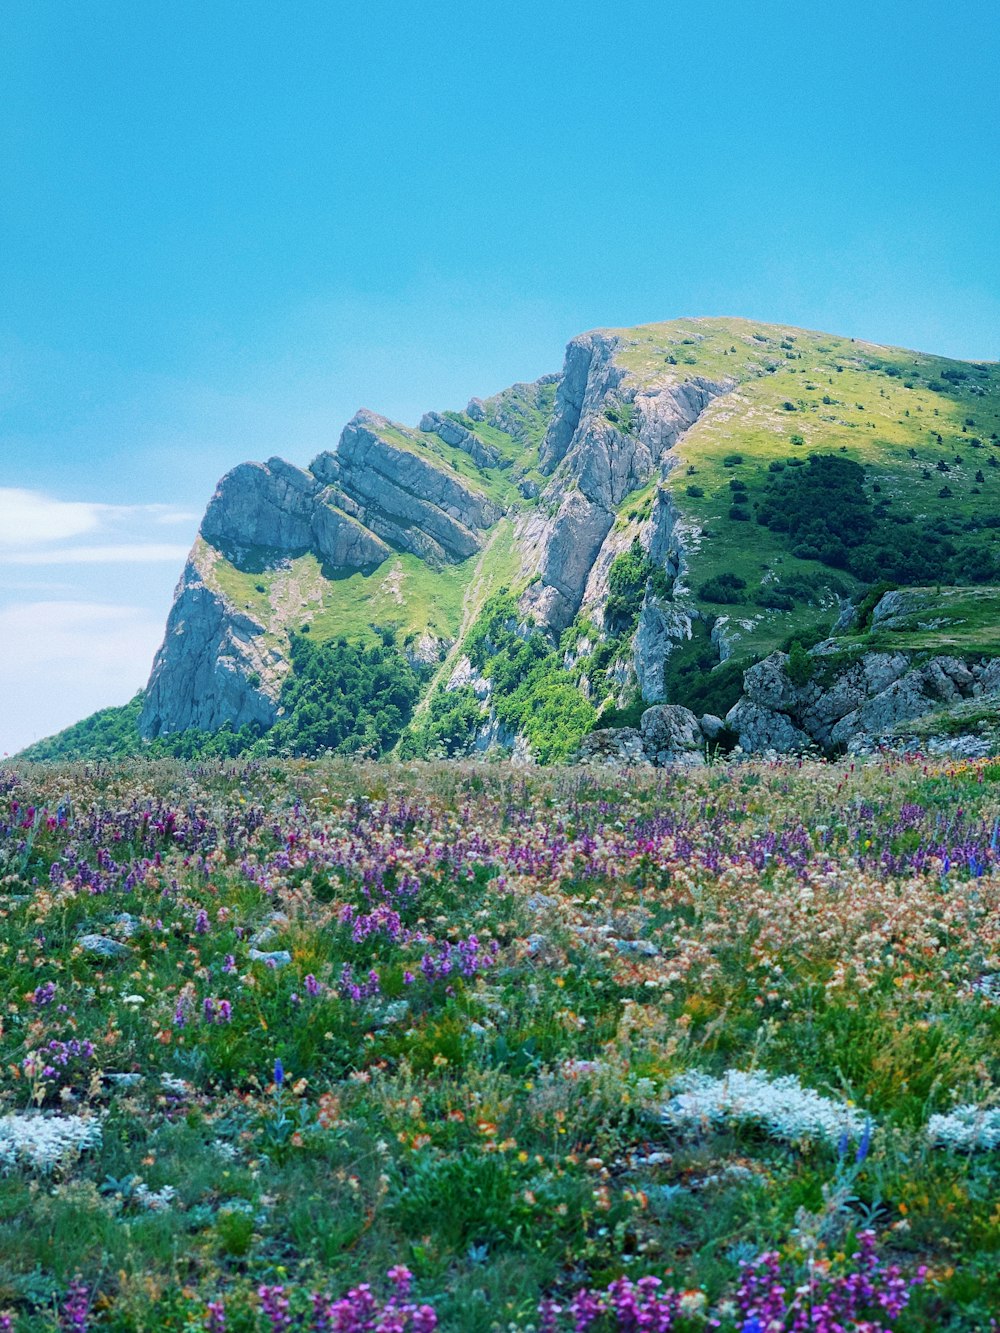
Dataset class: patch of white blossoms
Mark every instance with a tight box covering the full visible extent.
[0,1113,102,1172]
[662,1070,868,1145]
[926,1105,1000,1152]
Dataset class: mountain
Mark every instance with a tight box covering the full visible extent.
[20,316,1000,764]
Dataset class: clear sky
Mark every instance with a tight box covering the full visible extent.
[2,0,999,753]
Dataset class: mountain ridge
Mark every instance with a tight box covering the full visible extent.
[20,315,1000,763]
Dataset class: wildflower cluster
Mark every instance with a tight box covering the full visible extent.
[0,753,995,1328]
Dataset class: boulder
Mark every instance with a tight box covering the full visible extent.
[726,699,811,755]
[78,934,131,960]
[578,727,647,766]
[699,714,725,740]
[640,704,705,764]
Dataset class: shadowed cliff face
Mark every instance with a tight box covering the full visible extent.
[521,329,733,631]
[138,322,740,739]
[136,315,1000,756]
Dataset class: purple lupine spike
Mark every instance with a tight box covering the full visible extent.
[60,1277,91,1332]
[258,1284,292,1332]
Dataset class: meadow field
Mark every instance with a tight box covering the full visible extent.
[0,755,997,1331]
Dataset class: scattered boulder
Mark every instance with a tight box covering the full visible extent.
[699,714,725,741]
[640,704,705,766]
[248,949,292,968]
[78,934,131,960]
[578,727,646,766]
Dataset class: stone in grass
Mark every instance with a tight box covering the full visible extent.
[248,948,292,968]
[77,934,131,959]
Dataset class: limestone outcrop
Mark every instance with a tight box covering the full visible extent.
[726,630,1000,756]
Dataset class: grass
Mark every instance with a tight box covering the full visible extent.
[0,753,997,1329]
[206,542,475,648]
[849,585,1000,656]
[597,317,1000,661]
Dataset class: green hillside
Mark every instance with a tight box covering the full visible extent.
[20,318,1000,763]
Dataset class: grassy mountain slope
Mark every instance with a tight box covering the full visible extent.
[19,318,1000,762]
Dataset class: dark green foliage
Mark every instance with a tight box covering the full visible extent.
[399,686,483,759]
[756,454,873,567]
[756,570,849,611]
[662,625,747,718]
[786,640,814,687]
[270,634,421,757]
[594,694,646,730]
[756,452,998,585]
[443,593,596,763]
[699,572,747,604]
[16,694,146,762]
[604,540,671,631]
[686,484,705,497]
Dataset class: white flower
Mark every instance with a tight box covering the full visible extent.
[0,1113,102,1172]
[134,1182,177,1210]
[661,1069,868,1145]
[927,1104,1000,1152]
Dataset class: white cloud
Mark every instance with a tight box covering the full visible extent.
[0,601,164,755]
[151,509,201,525]
[0,488,103,546]
[7,543,191,565]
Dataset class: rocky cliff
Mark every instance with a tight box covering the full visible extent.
[132,316,1000,759]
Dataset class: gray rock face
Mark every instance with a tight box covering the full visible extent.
[640,704,704,765]
[312,410,501,565]
[419,410,502,469]
[202,458,319,553]
[727,638,986,756]
[140,558,281,738]
[633,594,692,703]
[726,699,812,754]
[311,503,391,569]
[200,456,390,573]
[578,727,647,766]
[523,331,733,631]
[579,704,712,768]
[539,333,624,474]
[979,659,1000,696]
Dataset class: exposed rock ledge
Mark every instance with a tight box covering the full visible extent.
[725,641,1000,756]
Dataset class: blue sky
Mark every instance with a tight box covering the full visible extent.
[2,0,998,752]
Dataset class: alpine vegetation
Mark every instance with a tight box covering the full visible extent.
[0,752,996,1327]
[661,1070,870,1146]
[0,1113,103,1173]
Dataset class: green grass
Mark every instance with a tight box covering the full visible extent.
[590,318,1000,661]
[0,755,997,1328]
[847,584,1000,656]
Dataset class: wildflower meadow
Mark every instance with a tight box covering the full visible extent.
[0,754,997,1330]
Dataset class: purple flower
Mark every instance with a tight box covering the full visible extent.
[258,1285,291,1332]
[205,1299,226,1333]
[273,1057,284,1086]
[61,1277,90,1332]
